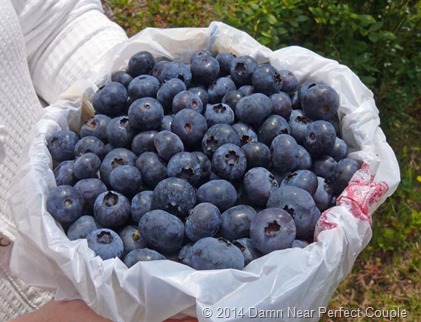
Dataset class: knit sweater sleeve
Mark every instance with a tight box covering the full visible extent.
[11,0,128,104]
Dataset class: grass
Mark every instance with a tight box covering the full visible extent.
[101,1,420,320]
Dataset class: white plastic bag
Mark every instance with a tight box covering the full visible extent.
[8,22,400,322]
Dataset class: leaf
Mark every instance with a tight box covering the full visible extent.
[267,14,278,25]
[369,33,379,42]
[369,21,383,32]
[380,31,396,41]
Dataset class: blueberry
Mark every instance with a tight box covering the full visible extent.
[190,56,220,86]
[92,82,128,117]
[156,78,186,112]
[267,185,319,239]
[73,153,101,179]
[172,90,204,114]
[171,109,208,148]
[178,243,194,262]
[219,204,256,240]
[313,177,334,211]
[151,177,196,218]
[232,237,262,265]
[184,237,244,270]
[131,190,153,224]
[153,130,184,161]
[80,114,111,143]
[304,120,336,157]
[54,160,77,186]
[99,148,137,187]
[207,77,237,104]
[288,110,312,145]
[160,115,173,131]
[109,164,142,196]
[252,64,282,95]
[292,239,309,248]
[124,248,166,267]
[235,93,273,124]
[294,145,312,170]
[204,103,235,126]
[279,70,298,93]
[243,167,279,207]
[330,137,348,161]
[221,90,244,111]
[131,130,158,156]
[197,179,237,212]
[270,92,292,120]
[74,136,106,160]
[47,130,79,162]
[74,178,108,214]
[281,169,318,196]
[291,91,301,110]
[47,185,84,224]
[138,209,185,254]
[333,157,360,195]
[135,152,168,188]
[191,151,212,184]
[167,152,202,186]
[111,70,133,88]
[158,62,192,87]
[93,190,131,228]
[230,55,258,86]
[258,114,290,146]
[311,155,337,179]
[211,143,247,181]
[238,85,254,96]
[128,74,160,100]
[128,97,164,131]
[232,122,258,146]
[241,142,271,169]
[185,202,221,242]
[106,116,137,148]
[150,60,169,79]
[127,51,155,77]
[270,134,300,172]
[297,80,318,104]
[86,228,124,260]
[249,208,296,254]
[302,83,339,120]
[118,225,147,258]
[67,215,102,240]
[201,124,240,157]
[188,86,209,107]
[190,49,213,63]
[215,52,236,77]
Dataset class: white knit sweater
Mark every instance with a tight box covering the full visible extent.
[0,0,127,320]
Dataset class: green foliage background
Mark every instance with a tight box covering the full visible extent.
[103,0,420,318]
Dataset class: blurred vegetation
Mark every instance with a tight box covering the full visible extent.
[102,0,420,318]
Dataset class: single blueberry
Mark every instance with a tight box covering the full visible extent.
[167,152,202,186]
[232,122,258,146]
[333,157,360,195]
[204,103,235,126]
[131,190,153,224]
[311,155,337,179]
[92,82,128,117]
[201,124,241,157]
[171,109,208,148]
[67,215,102,240]
[230,55,258,86]
[128,74,160,100]
[211,143,247,181]
[190,56,220,86]
[74,178,108,214]
[249,208,296,254]
[153,130,184,161]
[185,202,221,242]
[73,153,101,180]
[128,97,164,131]
[242,142,271,169]
[93,190,131,228]
[127,51,155,77]
[158,62,192,87]
[131,130,158,156]
[235,93,273,124]
[80,114,111,143]
[124,248,166,267]
[281,169,318,196]
[313,177,334,212]
[302,83,340,120]
[243,167,279,207]
[47,130,79,162]
[221,90,244,111]
[219,205,257,241]
[270,134,300,172]
[105,116,137,148]
[196,179,237,212]
[257,114,290,147]
[138,209,185,254]
[270,92,292,120]
[215,52,236,76]
[188,86,209,107]
[135,152,168,188]
[207,77,237,104]
[172,90,204,114]
[111,70,133,88]
[47,185,84,224]
[118,225,148,258]
[74,136,106,160]
[151,177,196,218]
[109,164,143,196]
[251,64,282,96]
[54,160,77,186]
[304,120,336,157]
[86,228,124,260]
[279,70,298,93]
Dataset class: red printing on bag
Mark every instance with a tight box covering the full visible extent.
[314,162,389,241]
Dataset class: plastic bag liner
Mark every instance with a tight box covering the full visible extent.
[8,22,400,322]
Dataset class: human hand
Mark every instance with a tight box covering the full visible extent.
[9,300,198,322]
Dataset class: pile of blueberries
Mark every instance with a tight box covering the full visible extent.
[46,50,360,270]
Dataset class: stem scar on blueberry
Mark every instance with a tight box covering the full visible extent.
[111,158,124,167]
[97,231,113,244]
[235,62,247,75]
[213,104,226,113]
[224,150,239,165]
[64,199,72,207]
[283,205,295,218]
[184,123,192,133]
[143,103,151,109]
[104,192,118,207]
[265,220,281,235]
